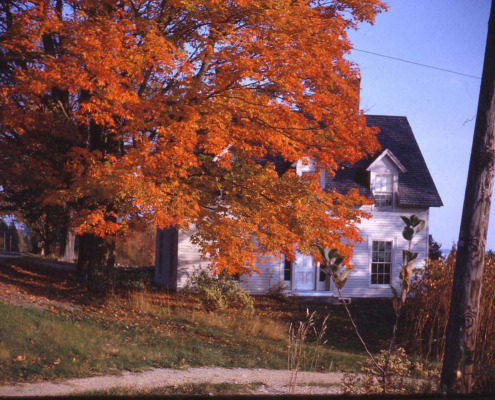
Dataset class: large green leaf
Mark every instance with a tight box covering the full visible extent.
[314,244,326,262]
[415,220,426,233]
[328,249,340,260]
[410,214,421,227]
[400,216,411,227]
[329,263,339,274]
[403,250,418,262]
[402,226,414,241]
[339,268,352,281]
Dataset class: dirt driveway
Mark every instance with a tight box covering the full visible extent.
[0,367,344,396]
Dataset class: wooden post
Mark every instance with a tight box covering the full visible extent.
[440,0,495,393]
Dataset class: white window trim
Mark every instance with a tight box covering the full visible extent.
[372,173,395,211]
[366,149,407,173]
[368,237,396,288]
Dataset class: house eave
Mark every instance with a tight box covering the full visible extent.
[397,199,444,208]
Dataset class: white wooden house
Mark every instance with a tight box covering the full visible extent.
[155,115,443,298]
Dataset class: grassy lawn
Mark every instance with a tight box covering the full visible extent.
[0,256,397,384]
[0,298,367,384]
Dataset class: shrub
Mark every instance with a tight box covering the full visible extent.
[185,269,254,313]
[360,347,412,394]
[341,347,437,395]
[267,282,289,301]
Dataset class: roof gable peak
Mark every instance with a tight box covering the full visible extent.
[366,148,407,173]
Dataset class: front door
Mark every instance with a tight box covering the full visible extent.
[294,253,316,291]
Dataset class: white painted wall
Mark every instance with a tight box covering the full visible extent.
[239,257,284,294]
[173,205,429,298]
[173,228,284,292]
[176,229,210,289]
[337,156,428,297]
[340,207,429,298]
[172,155,431,298]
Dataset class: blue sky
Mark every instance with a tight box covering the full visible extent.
[348,0,492,250]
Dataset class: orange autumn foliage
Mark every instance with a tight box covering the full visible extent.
[0,0,386,274]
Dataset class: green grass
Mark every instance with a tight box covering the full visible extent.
[0,256,397,385]
[0,300,366,384]
[76,382,266,396]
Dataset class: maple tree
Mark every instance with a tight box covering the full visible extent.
[0,0,386,279]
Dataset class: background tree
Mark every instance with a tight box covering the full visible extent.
[0,218,20,252]
[0,0,386,279]
[115,223,156,267]
[428,235,443,261]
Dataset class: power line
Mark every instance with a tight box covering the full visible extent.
[353,48,482,80]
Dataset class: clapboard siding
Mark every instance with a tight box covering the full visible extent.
[176,229,210,289]
[157,208,430,297]
[239,257,284,294]
[340,207,429,297]
[157,227,278,293]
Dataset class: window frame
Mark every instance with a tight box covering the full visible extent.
[369,239,394,288]
[373,174,394,211]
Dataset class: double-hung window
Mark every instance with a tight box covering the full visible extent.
[374,175,393,209]
[371,241,392,285]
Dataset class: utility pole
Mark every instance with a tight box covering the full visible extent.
[441,0,495,393]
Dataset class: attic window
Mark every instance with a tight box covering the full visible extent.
[374,175,393,209]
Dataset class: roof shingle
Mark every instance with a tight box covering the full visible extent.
[326,115,443,208]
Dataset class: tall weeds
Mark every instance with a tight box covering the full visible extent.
[287,309,328,393]
[403,249,495,391]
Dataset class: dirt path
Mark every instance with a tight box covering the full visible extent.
[0,367,345,396]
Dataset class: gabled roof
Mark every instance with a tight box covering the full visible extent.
[366,148,407,173]
[326,115,443,208]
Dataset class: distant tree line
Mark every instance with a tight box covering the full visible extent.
[0,219,24,252]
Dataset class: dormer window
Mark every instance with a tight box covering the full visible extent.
[365,149,406,211]
[374,174,393,209]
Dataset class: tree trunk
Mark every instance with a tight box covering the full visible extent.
[60,229,76,262]
[440,1,495,393]
[43,240,51,257]
[76,233,115,284]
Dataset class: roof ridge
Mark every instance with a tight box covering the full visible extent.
[365,114,408,119]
